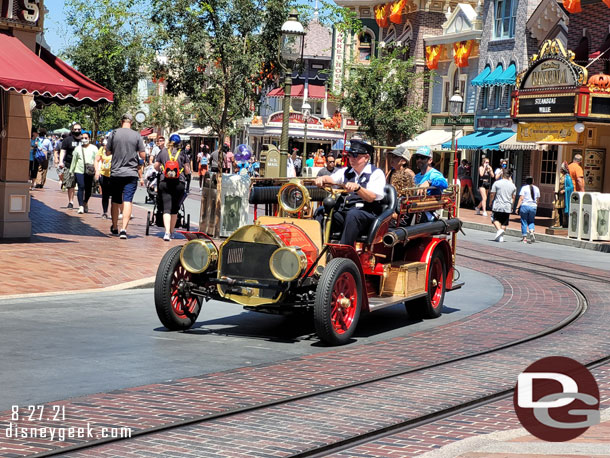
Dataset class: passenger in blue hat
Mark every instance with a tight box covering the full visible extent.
[413,146,447,196]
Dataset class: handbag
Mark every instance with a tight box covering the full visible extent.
[82,148,95,176]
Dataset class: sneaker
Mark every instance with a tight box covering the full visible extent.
[499,236,504,243]
[118,213,123,220]
[84,204,88,213]
[528,230,536,243]
[110,226,119,235]
[77,206,84,214]
[119,230,127,239]
[494,229,505,241]
[163,232,171,242]
[102,213,108,219]
[67,203,74,209]
[475,208,481,215]
[482,211,488,217]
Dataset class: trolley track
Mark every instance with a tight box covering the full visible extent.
[29,253,592,457]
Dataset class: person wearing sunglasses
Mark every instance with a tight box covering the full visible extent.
[314,139,386,246]
[413,146,447,196]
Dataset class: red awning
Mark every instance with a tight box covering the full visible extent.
[267,84,305,98]
[140,127,154,137]
[0,33,80,98]
[36,46,114,106]
[308,84,326,99]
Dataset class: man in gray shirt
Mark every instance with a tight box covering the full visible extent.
[490,169,516,242]
[106,113,146,239]
[316,155,336,177]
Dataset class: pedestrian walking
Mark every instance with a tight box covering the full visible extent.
[95,136,112,219]
[568,153,585,192]
[197,145,210,188]
[516,176,540,243]
[489,169,516,242]
[29,132,38,190]
[70,132,98,214]
[553,162,573,228]
[475,156,493,216]
[34,128,53,188]
[183,143,192,193]
[59,123,83,208]
[494,158,508,181]
[106,113,146,239]
[154,134,190,241]
[457,159,474,207]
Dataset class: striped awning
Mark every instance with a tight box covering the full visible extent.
[498,134,548,151]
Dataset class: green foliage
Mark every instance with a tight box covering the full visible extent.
[32,105,74,132]
[148,95,191,134]
[339,50,430,145]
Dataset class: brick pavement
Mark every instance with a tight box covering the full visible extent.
[0,185,183,296]
[0,254,593,456]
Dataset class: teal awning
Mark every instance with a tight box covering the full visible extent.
[495,63,516,86]
[441,130,514,150]
[482,65,504,87]
[471,66,491,87]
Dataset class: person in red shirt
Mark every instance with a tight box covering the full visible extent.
[568,154,585,192]
[314,149,326,167]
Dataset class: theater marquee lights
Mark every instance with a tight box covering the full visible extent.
[0,0,41,29]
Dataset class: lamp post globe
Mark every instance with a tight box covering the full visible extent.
[448,90,464,186]
[279,10,305,176]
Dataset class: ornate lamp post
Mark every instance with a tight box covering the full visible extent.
[448,89,464,186]
[279,10,305,176]
[301,101,311,161]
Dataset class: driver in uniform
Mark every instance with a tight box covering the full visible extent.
[314,139,386,246]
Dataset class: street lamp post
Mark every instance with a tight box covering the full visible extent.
[448,89,464,186]
[279,10,305,177]
[302,101,311,162]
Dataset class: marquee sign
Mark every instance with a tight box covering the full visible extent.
[0,0,42,29]
[517,94,576,116]
[518,39,587,90]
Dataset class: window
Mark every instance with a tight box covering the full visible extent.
[541,149,558,185]
[481,86,489,109]
[494,0,517,39]
[493,86,502,109]
[443,81,451,112]
[358,31,373,62]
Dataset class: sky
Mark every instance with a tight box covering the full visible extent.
[42,0,72,53]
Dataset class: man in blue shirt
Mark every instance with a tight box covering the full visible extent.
[413,146,447,195]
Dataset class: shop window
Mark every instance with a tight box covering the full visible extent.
[358,31,373,63]
[540,149,558,185]
[494,0,517,39]
[493,86,503,109]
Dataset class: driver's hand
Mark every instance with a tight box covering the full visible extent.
[344,182,360,192]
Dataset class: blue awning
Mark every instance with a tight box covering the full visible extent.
[495,63,516,86]
[482,65,504,87]
[441,130,514,150]
[471,66,491,87]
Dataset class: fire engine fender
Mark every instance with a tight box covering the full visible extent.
[406,237,454,292]
[325,244,370,312]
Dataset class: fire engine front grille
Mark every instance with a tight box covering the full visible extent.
[220,241,277,281]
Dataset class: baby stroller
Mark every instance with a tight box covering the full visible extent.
[145,171,190,235]
[144,165,157,204]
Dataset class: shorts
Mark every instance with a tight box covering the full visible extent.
[158,180,186,214]
[492,211,510,226]
[198,165,208,174]
[479,182,490,190]
[111,176,138,204]
[460,178,473,188]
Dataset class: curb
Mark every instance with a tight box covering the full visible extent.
[462,221,610,253]
[0,277,156,301]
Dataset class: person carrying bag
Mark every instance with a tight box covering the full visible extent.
[70,133,98,214]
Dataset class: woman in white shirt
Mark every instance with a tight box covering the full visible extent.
[516,176,540,243]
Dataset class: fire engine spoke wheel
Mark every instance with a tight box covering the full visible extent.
[314,258,362,345]
[410,250,446,319]
[154,245,202,330]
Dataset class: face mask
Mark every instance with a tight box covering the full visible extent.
[502,163,507,168]
[82,138,90,145]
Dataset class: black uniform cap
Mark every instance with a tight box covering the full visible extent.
[348,139,374,156]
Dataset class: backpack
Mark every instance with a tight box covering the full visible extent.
[163,149,182,179]
[200,153,208,166]
[35,138,47,162]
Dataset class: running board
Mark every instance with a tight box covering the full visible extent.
[368,292,427,312]
[448,280,465,291]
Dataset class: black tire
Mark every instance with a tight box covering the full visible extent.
[185,214,190,231]
[146,211,151,236]
[314,258,362,345]
[154,245,202,330]
[409,250,446,319]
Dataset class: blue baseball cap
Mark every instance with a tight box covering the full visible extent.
[415,146,432,157]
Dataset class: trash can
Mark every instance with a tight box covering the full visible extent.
[580,192,601,240]
[588,193,610,241]
[568,192,584,239]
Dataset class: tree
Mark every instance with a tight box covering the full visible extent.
[339,50,429,146]
[63,0,153,139]
[32,105,74,132]
[148,95,191,136]
[151,0,292,235]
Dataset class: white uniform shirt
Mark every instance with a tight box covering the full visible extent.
[329,163,386,201]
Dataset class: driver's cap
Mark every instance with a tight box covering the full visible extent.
[348,139,374,156]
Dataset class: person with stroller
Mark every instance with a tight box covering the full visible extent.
[154,134,190,241]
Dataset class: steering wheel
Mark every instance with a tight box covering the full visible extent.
[322,183,349,196]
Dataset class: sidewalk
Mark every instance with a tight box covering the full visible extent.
[0,182,184,298]
[457,206,610,252]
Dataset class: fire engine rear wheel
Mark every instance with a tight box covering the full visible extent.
[410,250,446,319]
[154,245,202,330]
[314,258,362,345]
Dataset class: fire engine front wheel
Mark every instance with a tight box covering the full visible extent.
[154,245,202,330]
[410,250,446,319]
[314,258,362,346]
